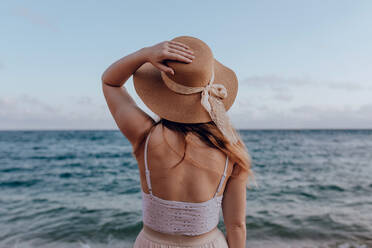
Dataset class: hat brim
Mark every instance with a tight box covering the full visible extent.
[133,59,238,123]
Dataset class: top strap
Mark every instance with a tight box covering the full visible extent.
[214,155,229,197]
[144,128,153,195]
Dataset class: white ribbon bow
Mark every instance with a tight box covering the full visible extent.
[161,69,239,145]
[200,70,227,113]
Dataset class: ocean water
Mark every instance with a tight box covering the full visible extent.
[0,130,371,248]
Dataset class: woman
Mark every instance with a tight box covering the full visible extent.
[101,36,256,248]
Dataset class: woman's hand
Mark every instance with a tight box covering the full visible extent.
[143,41,195,75]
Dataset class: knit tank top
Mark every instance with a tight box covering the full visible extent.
[141,128,229,236]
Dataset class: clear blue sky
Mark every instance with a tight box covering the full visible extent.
[1,0,372,129]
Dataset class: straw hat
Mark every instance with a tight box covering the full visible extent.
[133,36,239,144]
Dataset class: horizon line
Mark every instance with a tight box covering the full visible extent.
[1,128,372,132]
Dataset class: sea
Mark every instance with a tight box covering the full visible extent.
[0,130,371,248]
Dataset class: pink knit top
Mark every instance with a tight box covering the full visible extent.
[141,129,229,236]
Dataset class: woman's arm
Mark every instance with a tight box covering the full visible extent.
[101,41,194,148]
[222,165,249,248]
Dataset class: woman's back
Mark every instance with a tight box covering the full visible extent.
[102,36,250,247]
[134,123,233,203]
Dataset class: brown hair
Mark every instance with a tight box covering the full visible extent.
[151,118,256,188]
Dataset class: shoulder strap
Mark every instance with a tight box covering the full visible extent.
[144,128,153,195]
[214,155,229,197]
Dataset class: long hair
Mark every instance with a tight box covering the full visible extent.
[153,118,257,189]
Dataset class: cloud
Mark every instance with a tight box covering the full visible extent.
[0,94,59,118]
[1,93,371,130]
[327,81,363,91]
[272,92,294,102]
[13,6,59,32]
[0,95,116,130]
[230,103,372,129]
[241,75,314,91]
[68,96,94,105]
[241,75,367,92]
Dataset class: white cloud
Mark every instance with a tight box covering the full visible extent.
[0,94,116,130]
[272,92,294,102]
[327,81,363,91]
[13,6,59,32]
[241,75,368,92]
[241,75,314,93]
[1,90,371,130]
[230,103,372,129]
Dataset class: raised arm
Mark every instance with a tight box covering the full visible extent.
[101,41,194,149]
[222,164,249,248]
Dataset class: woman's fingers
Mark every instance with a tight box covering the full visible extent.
[149,40,194,74]
[165,52,193,63]
[164,41,195,62]
[167,48,195,60]
[154,62,175,75]
[168,43,194,55]
[169,41,190,50]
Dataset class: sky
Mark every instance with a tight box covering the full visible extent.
[1,0,372,130]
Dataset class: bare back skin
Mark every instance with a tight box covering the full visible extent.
[135,123,233,202]
[134,123,233,238]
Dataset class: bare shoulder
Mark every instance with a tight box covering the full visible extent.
[102,83,156,149]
